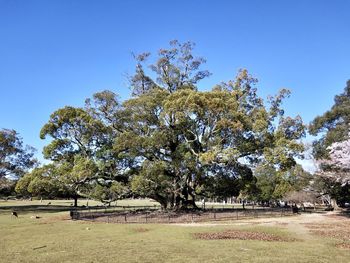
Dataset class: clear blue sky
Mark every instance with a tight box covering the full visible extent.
[0,0,349,163]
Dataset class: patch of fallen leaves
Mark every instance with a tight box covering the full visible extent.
[38,214,71,224]
[336,243,350,250]
[132,227,150,233]
[302,223,330,230]
[324,214,349,220]
[310,230,350,241]
[303,220,350,241]
[193,230,295,242]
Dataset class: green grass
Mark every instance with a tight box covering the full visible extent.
[1,200,349,263]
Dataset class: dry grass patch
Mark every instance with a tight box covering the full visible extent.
[193,230,296,242]
[275,222,289,226]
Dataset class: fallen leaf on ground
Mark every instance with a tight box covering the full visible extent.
[193,230,296,242]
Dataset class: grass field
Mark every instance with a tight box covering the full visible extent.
[1,200,349,263]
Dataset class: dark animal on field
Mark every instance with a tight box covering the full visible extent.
[47,202,51,206]
[11,211,18,218]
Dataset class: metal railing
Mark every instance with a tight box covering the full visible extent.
[71,207,294,224]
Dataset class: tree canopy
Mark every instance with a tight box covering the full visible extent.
[310,80,350,205]
[309,80,350,159]
[18,41,306,209]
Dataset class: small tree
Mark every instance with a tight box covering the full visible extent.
[319,133,350,184]
[89,182,129,206]
[252,164,311,205]
[16,164,63,199]
[315,132,350,207]
[0,178,16,197]
[285,190,318,207]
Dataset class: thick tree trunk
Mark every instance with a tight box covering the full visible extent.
[170,192,175,209]
[188,198,198,209]
[174,194,181,209]
[152,194,168,210]
[331,198,339,210]
[73,196,78,207]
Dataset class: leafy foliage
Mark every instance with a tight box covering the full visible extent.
[309,80,350,159]
[23,41,306,209]
[252,164,311,203]
[115,41,306,209]
[0,129,36,179]
[0,178,16,197]
[310,80,350,205]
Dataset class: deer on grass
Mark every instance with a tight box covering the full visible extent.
[11,211,18,218]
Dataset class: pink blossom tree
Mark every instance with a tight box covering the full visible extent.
[320,133,350,186]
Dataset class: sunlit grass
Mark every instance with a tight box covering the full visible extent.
[1,200,349,263]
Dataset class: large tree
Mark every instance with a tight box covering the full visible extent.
[309,80,350,205]
[37,107,104,206]
[36,41,305,210]
[0,129,36,179]
[116,41,306,210]
[38,102,130,206]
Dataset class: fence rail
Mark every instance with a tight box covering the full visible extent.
[71,207,294,224]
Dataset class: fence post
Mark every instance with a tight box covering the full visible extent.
[236,210,238,220]
[214,210,216,220]
[146,213,148,223]
[124,214,127,223]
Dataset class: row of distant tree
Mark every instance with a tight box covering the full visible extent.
[1,41,349,209]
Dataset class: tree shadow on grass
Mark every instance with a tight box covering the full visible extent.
[0,204,104,215]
